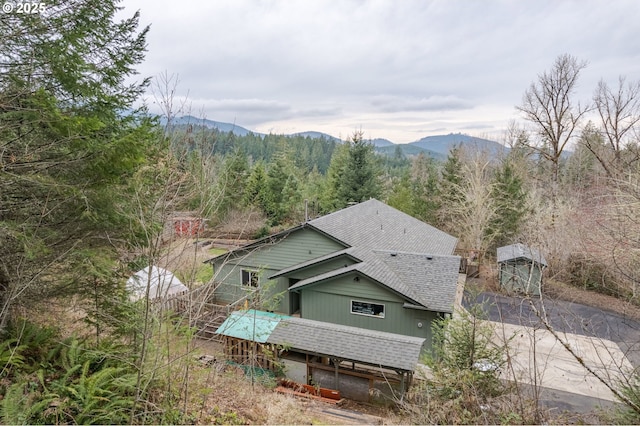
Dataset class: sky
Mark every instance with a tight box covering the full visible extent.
[121,0,640,144]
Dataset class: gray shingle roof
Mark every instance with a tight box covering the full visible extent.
[285,246,415,298]
[308,199,458,255]
[287,248,460,313]
[497,243,547,266]
[267,316,425,371]
[209,199,461,315]
[373,251,461,313]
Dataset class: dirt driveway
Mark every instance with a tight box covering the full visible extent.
[466,292,640,412]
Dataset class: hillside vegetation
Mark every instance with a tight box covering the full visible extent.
[2,2,640,424]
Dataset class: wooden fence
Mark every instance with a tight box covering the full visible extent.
[158,286,246,340]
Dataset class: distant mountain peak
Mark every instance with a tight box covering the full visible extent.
[409,134,508,157]
[160,115,255,136]
[164,116,507,159]
[368,138,395,148]
[292,131,341,142]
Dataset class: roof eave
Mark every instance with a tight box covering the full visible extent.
[269,250,361,280]
[403,302,452,314]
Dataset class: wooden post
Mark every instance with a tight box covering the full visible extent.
[333,358,339,390]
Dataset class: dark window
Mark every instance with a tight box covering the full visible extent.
[350,300,385,318]
[241,269,259,287]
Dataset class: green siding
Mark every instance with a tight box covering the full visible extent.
[211,228,345,311]
[299,273,438,345]
[218,227,345,271]
[212,263,282,307]
[307,274,405,302]
[499,260,543,296]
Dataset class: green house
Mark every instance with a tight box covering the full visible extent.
[207,199,461,347]
[497,243,547,296]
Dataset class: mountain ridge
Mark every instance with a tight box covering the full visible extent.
[163,115,507,158]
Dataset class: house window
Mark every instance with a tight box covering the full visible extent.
[351,300,385,318]
[241,269,259,287]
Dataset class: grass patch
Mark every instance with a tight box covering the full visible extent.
[194,247,226,284]
[208,248,227,257]
[196,264,214,284]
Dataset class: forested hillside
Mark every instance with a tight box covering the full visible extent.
[1,1,640,424]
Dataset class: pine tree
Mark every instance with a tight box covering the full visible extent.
[387,174,416,216]
[411,153,441,224]
[437,147,466,233]
[337,131,382,205]
[321,131,382,211]
[320,142,350,212]
[0,0,155,331]
[243,161,269,210]
[487,160,529,248]
[219,148,249,216]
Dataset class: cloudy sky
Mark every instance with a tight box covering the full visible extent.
[121,0,640,144]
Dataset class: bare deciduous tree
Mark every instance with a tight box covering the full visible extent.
[588,76,640,177]
[517,54,590,227]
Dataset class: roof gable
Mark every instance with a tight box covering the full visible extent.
[268,247,360,280]
[497,243,547,266]
[206,224,347,264]
[288,250,461,313]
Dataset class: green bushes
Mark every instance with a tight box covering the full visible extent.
[401,298,542,424]
[416,307,507,423]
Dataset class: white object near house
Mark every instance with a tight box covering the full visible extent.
[126,266,188,301]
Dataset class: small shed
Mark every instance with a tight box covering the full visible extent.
[497,244,547,296]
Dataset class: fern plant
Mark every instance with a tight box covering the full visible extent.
[58,361,136,424]
[0,338,27,377]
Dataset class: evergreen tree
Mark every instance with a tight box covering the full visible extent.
[387,174,416,216]
[320,142,350,212]
[300,166,325,219]
[218,148,249,216]
[565,122,604,189]
[243,161,269,211]
[326,131,382,209]
[281,174,302,221]
[410,153,441,224]
[264,155,291,223]
[487,160,529,248]
[0,0,154,331]
[437,147,466,233]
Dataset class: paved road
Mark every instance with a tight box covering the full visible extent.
[465,292,640,367]
[463,292,640,415]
